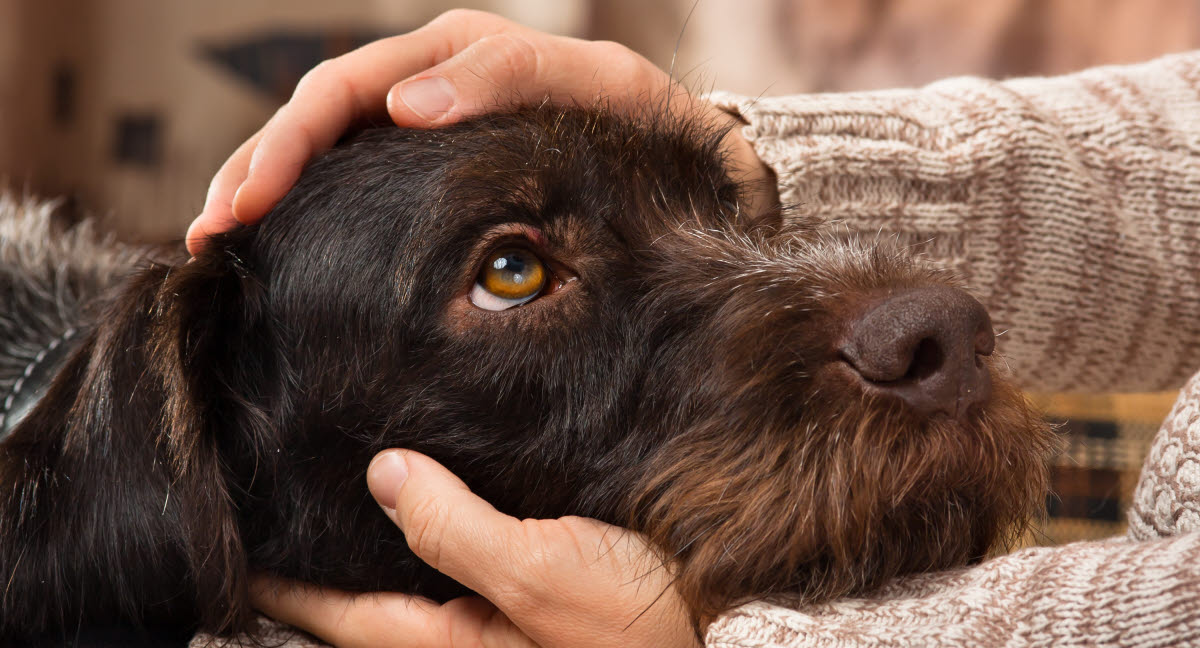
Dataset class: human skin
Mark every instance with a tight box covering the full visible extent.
[192,10,779,647]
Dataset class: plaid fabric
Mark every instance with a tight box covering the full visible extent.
[1026,392,1178,545]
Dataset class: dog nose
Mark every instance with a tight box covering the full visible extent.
[838,286,995,419]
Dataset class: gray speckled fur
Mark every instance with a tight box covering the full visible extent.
[0,194,146,428]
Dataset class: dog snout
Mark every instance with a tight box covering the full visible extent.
[838,286,995,419]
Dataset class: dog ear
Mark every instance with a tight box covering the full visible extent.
[144,248,270,634]
[0,246,269,639]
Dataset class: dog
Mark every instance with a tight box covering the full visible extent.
[0,105,1058,644]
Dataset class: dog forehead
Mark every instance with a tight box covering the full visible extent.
[262,105,737,238]
[430,108,743,239]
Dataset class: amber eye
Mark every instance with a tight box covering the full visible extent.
[470,248,548,311]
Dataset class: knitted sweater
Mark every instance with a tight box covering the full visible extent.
[194,52,1200,647]
[704,51,1200,647]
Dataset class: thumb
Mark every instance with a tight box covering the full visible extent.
[367,449,529,599]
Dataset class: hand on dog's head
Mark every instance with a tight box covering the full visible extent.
[0,104,1056,641]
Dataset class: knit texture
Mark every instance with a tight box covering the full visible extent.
[1128,370,1200,542]
[703,51,1200,648]
[189,615,324,648]
[706,534,1200,647]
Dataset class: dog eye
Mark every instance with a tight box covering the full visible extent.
[469,248,548,311]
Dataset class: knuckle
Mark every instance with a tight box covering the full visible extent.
[487,579,538,619]
[404,494,448,569]
[478,33,541,85]
[431,7,505,30]
[589,39,634,62]
[479,519,552,611]
[584,40,656,93]
[557,514,609,544]
[441,598,496,648]
[317,599,371,648]
[518,518,575,575]
[432,7,475,23]
[293,58,339,98]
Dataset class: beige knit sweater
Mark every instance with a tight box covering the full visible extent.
[704,51,1200,647]
[194,52,1200,647]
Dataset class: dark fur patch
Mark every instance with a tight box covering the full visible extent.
[0,105,1056,643]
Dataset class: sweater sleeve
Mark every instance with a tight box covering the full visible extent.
[708,51,1200,394]
[1128,368,1200,541]
[704,532,1200,648]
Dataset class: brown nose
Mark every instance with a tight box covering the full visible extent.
[838,286,995,419]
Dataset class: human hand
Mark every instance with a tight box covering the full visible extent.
[187,9,775,254]
[251,450,700,648]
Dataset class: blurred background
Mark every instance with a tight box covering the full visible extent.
[3,0,1199,545]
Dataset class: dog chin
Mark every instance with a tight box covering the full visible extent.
[631,356,1057,622]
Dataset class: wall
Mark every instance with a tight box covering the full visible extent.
[2,0,584,240]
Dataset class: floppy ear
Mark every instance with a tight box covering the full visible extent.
[146,249,269,633]
[0,245,268,639]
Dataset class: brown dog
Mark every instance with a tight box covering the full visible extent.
[0,105,1057,644]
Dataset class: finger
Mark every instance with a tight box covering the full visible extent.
[367,450,531,602]
[250,575,435,648]
[251,575,535,648]
[387,35,672,128]
[187,126,267,254]
[230,9,518,224]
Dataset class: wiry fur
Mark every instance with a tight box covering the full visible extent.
[0,196,143,429]
[0,105,1057,644]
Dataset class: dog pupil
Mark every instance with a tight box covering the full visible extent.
[496,253,527,283]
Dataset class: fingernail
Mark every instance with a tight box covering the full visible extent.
[230,184,251,224]
[367,451,409,512]
[399,76,455,121]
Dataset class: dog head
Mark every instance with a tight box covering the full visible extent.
[3,104,1056,638]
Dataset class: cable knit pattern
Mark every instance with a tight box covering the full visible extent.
[1128,370,1200,541]
[710,51,1200,394]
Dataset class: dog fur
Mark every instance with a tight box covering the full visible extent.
[0,106,1057,643]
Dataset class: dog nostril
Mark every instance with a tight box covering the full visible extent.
[905,337,944,381]
[839,286,994,419]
